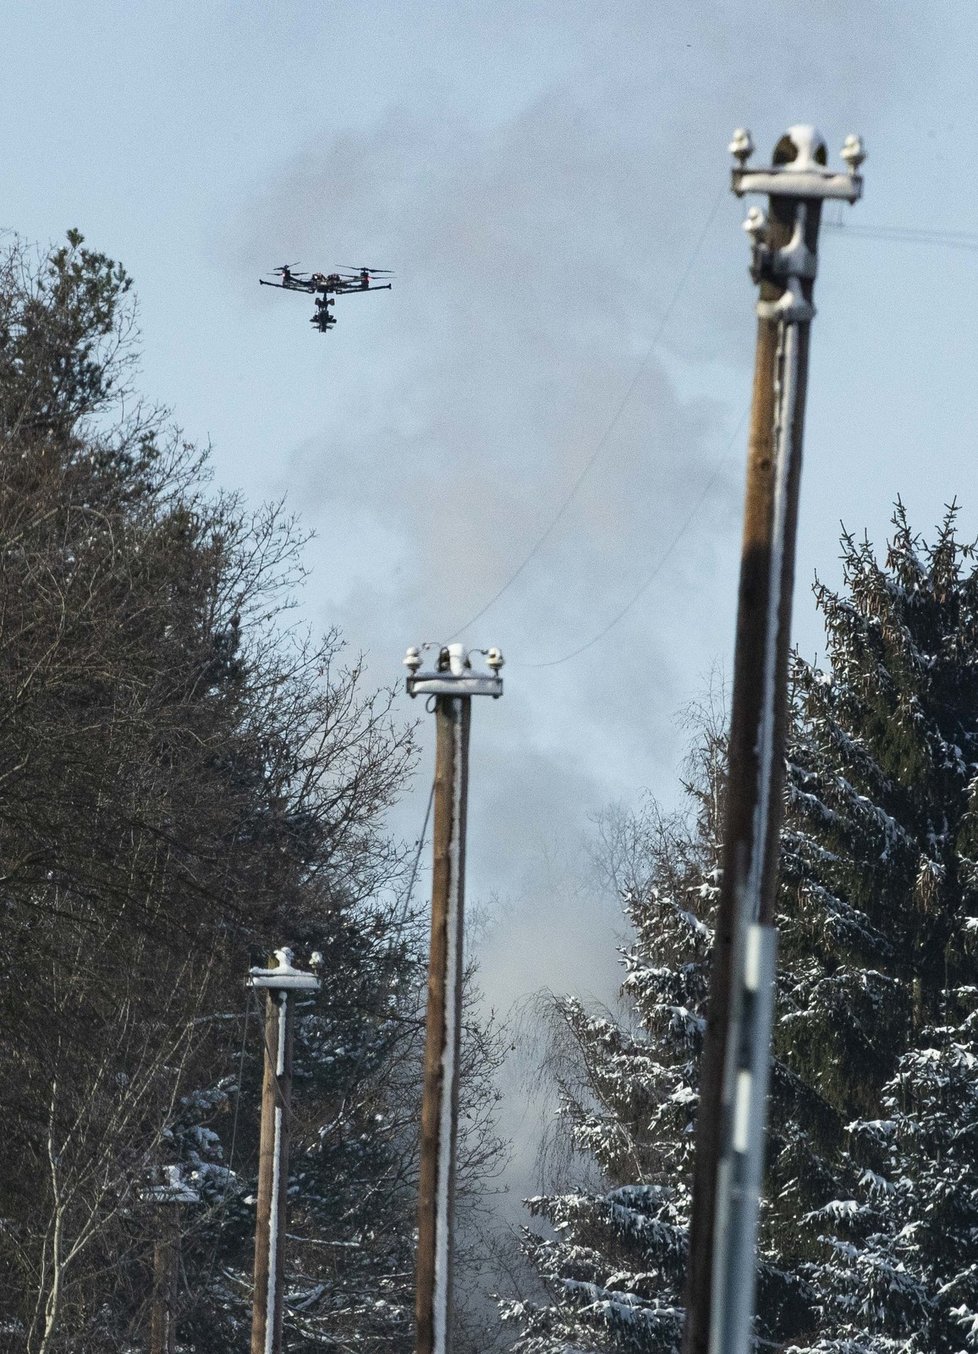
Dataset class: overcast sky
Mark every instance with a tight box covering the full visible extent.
[6,0,978,1201]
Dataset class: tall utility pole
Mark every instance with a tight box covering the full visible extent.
[144,1166,198,1354]
[249,948,320,1354]
[403,642,504,1354]
[682,126,865,1354]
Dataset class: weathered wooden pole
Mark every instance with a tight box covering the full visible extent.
[682,126,864,1354]
[404,642,504,1354]
[249,949,320,1354]
[145,1167,198,1354]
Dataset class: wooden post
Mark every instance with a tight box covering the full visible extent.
[404,643,503,1354]
[416,695,470,1354]
[249,950,319,1354]
[149,1206,181,1354]
[682,127,864,1354]
[144,1167,198,1354]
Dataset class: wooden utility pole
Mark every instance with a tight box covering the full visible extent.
[145,1166,198,1354]
[249,949,320,1354]
[404,642,504,1354]
[682,126,864,1354]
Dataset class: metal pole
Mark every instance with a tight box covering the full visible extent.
[404,643,503,1354]
[249,950,319,1354]
[682,126,864,1354]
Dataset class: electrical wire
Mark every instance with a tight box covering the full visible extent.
[520,402,749,668]
[197,993,252,1295]
[394,782,434,932]
[465,213,978,670]
[447,183,728,640]
[248,985,299,1123]
[824,221,978,251]
[224,997,251,1188]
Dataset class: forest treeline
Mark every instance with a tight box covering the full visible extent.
[0,233,505,1354]
[7,230,978,1354]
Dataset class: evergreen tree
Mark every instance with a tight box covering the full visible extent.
[506,508,978,1352]
[501,709,722,1353]
[778,506,978,1351]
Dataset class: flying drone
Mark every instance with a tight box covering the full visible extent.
[259,263,394,333]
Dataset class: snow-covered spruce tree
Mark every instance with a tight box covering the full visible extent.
[506,507,978,1352]
[500,707,724,1353]
[775,505,978,1352]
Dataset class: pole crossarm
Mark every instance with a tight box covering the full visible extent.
[681,124,864,1354]
[404,642,504,700]
[248,946,321,992]
[731,125,864,202]
[407,673,503,698]
[142,1165,200,1206]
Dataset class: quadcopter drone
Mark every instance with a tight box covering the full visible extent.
[259,263,393,332]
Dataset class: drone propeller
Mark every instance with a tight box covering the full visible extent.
[273,262,302,274]
[340,265,394,274]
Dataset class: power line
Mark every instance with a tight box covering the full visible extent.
[198,994,252,1296]
[520,402,749,668]
[447,183,728,640]
[825,221,978,251]
[224,997,251,1183]
[394,782,434,932]
[505,214,978,671]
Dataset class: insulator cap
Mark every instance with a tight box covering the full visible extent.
[841,133,866,173]
[729,128,754,164]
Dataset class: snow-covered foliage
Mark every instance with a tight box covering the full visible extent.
[777,505,978,1350]
[501,714,723,1353]
[506,507,978,1352]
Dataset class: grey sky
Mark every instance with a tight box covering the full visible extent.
[4,0,976,1209]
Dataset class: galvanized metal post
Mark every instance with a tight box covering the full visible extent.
[249,949,320,1354]
[682,126,864,1354]
[404,643,503,1354]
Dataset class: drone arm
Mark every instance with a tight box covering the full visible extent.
[259,279,315,292]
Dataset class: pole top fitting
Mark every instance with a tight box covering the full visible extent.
[249,946,321,991]
[404,642,504,699]
[141,1164,200,1206]
[841,133,866,174]
[743,206,767,240]
[729,128,754,165]
[780,125,828,172]
[731,123,863,203]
